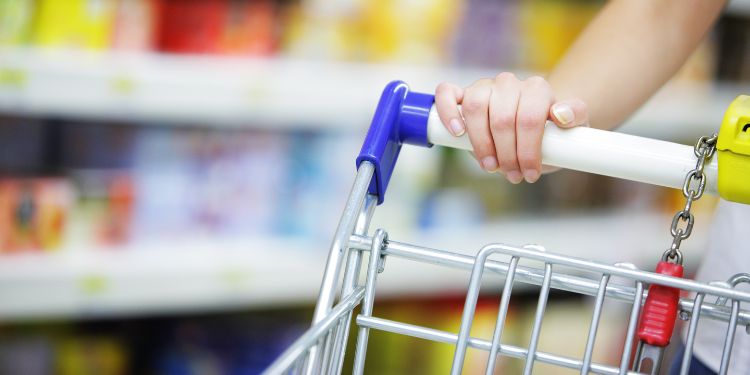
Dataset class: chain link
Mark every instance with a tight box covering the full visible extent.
[662,133,718,264]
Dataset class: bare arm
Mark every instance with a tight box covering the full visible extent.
[549,0,726,130]
[435,0,726,183]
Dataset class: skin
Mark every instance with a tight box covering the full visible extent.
[436,0,727,184]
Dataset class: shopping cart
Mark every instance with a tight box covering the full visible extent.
[264,81,750,375]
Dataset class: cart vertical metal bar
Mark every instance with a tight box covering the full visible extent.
[264,81,750,375]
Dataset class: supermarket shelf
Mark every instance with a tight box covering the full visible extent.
[0,48,747,140]
[0,211,712,321]
[0,48,482,129]
[0,237,327,321]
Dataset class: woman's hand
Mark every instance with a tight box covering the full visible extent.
[435,73,588,184]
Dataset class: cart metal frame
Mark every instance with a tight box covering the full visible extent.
[264,82,750,375]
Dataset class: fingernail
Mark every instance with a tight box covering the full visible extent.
[506,170,523,184]
[524,169,540,183]
[449,119,465,136]
[481,156,498,172]
[552,104,574,125]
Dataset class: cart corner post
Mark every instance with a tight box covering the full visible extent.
[356,80,434,205]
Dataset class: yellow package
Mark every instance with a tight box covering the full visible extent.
[360,0,461,63]
[0,0,34,46]
[519,0,599,71]
[32,0,116,50]
[57,336,127,375]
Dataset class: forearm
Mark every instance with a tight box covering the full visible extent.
[547,0,725,130]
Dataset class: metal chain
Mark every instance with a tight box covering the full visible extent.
[662,133,718,265]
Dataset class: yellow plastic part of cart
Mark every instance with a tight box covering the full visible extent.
[717,95,750,204]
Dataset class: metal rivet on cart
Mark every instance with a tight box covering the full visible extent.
[679,310,691,321]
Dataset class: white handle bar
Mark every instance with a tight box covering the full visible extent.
[426,106,718,194]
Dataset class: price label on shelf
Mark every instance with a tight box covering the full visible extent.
[79,275,109,295]
[0,68,27,89]
[110,75,136,95]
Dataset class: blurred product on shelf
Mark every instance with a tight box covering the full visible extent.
[278,1,348,60]
[717,14,750,82]
[99,175,134,245]
[0,0,34,47]
[153,0,280,55]
[129,126,288,240]
[71,171,135,246]
[0,118,436,249]
[112,0,155,51]
[2,0,677,74]
[452,0,599,71]
[356,0,461,62]
[31,0,117,50]
[154,0,228,54]
[0,308,309,375]
[451,0,519,69]
[282,0,461,63]
[57,336,127,375]
[518,0,598,71]
[0,117,71,253]
[418,188,485,229]
[220,0,279,55]
[0,178,73,252]
[0,0,729,84]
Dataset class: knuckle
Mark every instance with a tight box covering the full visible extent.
[470,78,492,88]
[525,75,548,86]
[436,82,455,95]
[495,72,517,82]
[517,113,543,130]
[490,113,515,132]
[462,96,485,113]
[474,142,495,158]
[496,156,518,172]
[517,149,539,167]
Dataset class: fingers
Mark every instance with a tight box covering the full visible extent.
[435,74,587,185]
[516,76,554,183]
[550,98,588,128]
[489,73,522,183]
[462,79,497,172]
[435,82,465,136]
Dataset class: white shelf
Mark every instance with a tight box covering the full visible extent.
[0,48,482,129]
[0,237,328,321]
[0,48,747,140]
[0,211,712,321]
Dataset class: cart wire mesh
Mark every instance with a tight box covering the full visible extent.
[264,161,750,375]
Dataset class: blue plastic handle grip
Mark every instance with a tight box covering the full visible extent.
[356,81,434,204]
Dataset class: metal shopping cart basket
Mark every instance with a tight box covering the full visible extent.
[264,81,750,375]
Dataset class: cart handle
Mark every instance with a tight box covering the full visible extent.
[357,81,719,205]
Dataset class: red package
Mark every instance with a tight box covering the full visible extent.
[154,0,228,54]
[97,174,135,246]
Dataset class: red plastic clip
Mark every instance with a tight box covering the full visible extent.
[637,261,684,346]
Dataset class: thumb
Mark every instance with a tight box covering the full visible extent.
[549,98,588,128]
